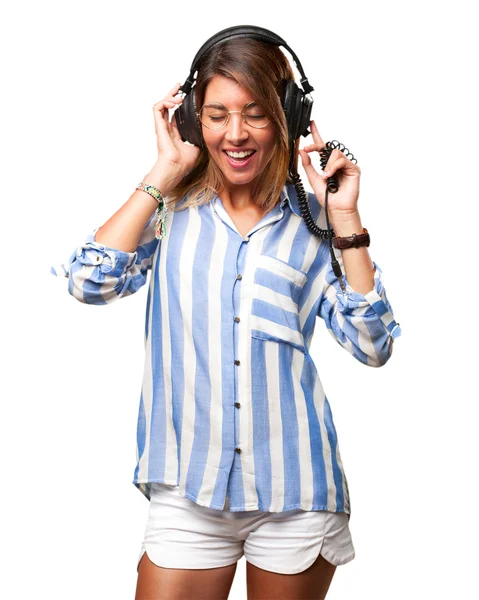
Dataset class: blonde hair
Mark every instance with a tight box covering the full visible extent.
[166,37,300,213]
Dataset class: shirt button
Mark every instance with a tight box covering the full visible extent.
[244,236,250,242]
[234,359,240,365]
[236,274,243,280]
[234,316,240,322]
[94,255,103,264]
[235,402,240,408]
[235,447,242,453]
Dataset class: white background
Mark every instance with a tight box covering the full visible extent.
[2,1,477,598]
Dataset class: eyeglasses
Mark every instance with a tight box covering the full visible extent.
[197,101,271,130]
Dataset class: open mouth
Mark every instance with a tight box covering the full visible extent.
[223,150,257,168]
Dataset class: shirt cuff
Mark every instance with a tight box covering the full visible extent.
[50,227,138,279]
[336,262,402,340]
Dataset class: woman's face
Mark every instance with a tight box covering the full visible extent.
[199,75,276,194]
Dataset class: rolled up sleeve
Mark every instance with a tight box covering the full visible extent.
[318,258,401,367]
[51,211,159,305]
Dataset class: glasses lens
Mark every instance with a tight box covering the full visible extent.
[199,104,228,130]
[244,104,270,128]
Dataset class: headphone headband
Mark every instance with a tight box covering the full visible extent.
[180,25,314,96]
[175,24,314,147]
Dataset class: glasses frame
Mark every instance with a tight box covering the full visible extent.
[196,101,271,130]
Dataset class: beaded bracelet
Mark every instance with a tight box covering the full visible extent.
[136,180,168,240]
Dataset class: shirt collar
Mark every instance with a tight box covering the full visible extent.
[280,184,302,217]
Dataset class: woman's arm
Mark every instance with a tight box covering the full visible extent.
[52,81,199,304]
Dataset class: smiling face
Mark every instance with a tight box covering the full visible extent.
[199,74,277,197]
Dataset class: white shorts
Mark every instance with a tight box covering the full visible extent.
[137,484,355,574]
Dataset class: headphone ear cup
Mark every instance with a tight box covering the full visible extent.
[175,86,205,148]
[282,80,301,141]
[299,93,313,138]
[281,79,312,141]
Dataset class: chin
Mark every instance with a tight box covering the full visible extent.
[224,172,261,186]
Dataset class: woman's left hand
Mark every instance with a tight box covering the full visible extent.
[299,120,361,215]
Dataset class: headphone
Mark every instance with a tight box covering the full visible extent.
[174,24,315,150]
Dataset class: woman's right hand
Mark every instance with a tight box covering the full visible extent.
[152,82,201,184]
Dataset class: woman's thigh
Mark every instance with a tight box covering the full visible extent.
[135,551,238,600]
[246,552,337,600]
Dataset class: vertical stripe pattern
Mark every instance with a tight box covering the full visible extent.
[52,184,401,515]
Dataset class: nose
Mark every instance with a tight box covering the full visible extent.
[225,112,249,143]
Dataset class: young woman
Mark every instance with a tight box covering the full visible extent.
[58,34,400,600]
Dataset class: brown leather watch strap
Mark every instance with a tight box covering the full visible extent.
[333,227,370,249]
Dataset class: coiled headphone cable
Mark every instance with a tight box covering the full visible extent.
[289,141,358,293]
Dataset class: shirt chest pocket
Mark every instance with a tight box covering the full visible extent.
[250,254,308,354]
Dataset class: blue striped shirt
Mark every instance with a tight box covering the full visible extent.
[51,183,401,514]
